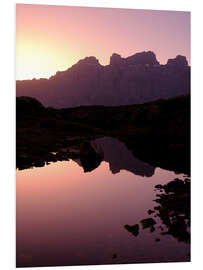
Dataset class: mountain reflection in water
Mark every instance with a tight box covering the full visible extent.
[73,137,155,177]
[16,137,190,267]
[92,137,155,176]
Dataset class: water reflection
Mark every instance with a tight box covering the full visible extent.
[73,137,155,177]
[93,137,155,177]
[16,137,190,267]
[17,136,155,178]
[79,140,104,172]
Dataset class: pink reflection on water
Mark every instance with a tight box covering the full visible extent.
[16,160,189,267]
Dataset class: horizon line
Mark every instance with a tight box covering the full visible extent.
[16,51,190,81]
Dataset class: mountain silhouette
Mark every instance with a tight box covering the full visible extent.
[16,51,190,108]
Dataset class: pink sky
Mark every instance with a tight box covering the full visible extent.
[16,4,190,80]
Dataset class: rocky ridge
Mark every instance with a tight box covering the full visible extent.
[16,51,190,108]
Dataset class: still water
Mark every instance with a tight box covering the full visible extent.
[16,137,190,267]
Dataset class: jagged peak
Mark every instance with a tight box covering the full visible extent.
[77,56,100,65]
[125,51,160,65]
[110,53,122,65]
[167,55,188,66]
[52,56,101,78]
[109,51,160,66]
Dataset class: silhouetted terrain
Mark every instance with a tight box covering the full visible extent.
[16,94,190,174]
[16,51,190,108]
[125,177,190,244]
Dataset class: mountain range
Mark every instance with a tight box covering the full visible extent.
[16,51,190,108]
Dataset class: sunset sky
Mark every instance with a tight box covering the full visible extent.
[16,4,190,80]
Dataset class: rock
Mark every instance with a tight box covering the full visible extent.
[16,96,46,120]
[162,178,187,194]
[79,141,103,172]
[155,184,163,189]
[16,96,45,111]
[158,226,164,231]
[148,209,155,215]
[110,53,123,66]
[77,56,100,66]
[124,224,139,237]
[152,177,190,243]
[140,218,156,229]
[16,51,190,108]
[167,55,188,67]
[125,51,160,66]
[33,160,45,168]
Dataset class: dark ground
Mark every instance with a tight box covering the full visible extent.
[16,94,190,174]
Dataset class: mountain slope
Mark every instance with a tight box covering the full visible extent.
[16,51,190,108]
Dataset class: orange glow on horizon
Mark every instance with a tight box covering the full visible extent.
[16,38,79,80]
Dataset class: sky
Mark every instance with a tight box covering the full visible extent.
[16,4,190,80]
